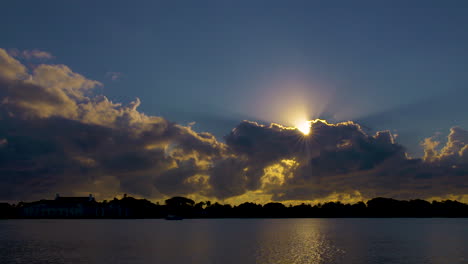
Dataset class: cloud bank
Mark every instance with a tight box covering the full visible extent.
[0,48,467,203]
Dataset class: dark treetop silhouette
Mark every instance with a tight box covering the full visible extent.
[1,195,467,219]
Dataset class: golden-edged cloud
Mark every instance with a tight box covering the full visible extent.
[0,48,467,203]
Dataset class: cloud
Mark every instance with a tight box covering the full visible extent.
[0,48,467,203]
[0,48,223,201]
[217,120,467,202]
[8,49,54,60]
[0,49,28,80]
[214,120,405,200]
[0,63,102,120]
[106,72,122,81]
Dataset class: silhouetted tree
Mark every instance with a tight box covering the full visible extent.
[263,202,286,217]
[165,196,195,217]
[0,203,14,218]
[236,202,262,217]
[165,197,195,207]
[367,197,401,217]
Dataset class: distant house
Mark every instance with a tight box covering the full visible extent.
[20,194,99,218]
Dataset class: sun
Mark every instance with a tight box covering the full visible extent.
[296,121,311,135]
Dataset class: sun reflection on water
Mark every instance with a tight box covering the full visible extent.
[255,219,345,264]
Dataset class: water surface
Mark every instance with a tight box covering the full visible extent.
[0,219,466,264]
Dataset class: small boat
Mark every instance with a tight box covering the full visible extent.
[165,214,183,220]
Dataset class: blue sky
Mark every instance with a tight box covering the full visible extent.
[2,0,468,156]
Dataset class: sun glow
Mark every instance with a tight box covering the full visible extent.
[296,120,311,135]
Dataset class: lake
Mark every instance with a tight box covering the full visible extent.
[0,219,467,264]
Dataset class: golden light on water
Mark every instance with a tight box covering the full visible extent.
[295,120,311,135]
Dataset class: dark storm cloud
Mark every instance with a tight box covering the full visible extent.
[0,49,223,201]
[0,48,467,202]
[0,107,225,200]
[215,119,467,201]
[209,157,249,199]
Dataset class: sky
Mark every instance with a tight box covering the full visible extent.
[1,1,467,203]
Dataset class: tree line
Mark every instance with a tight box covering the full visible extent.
[1,196,467,219]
